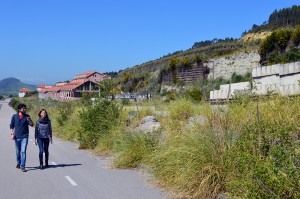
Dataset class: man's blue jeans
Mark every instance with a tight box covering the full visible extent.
[15,137,28,169]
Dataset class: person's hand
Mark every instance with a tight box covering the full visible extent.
[35,139,37,145]
[50,138,53,144]
[11,133,15,140]
[26,117,34,126]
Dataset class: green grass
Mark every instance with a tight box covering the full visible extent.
[15,95,300,198]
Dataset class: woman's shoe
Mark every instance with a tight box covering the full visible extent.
[39,165,43,170]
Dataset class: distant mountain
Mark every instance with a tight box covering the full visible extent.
[0,77,36,96]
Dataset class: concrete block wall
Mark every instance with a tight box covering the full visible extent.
[280,84,300,96]
[210,82,250,100]
[210,62,300,100]
[280,61,300,75]
[210,89,229,100]
[280,73,300,85]
[220,82,251,91]
[253,84,280,95]
[253,62,300,96]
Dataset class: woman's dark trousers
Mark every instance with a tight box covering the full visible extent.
[37,138,50,166]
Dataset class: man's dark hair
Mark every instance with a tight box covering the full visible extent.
[17,104,26,110]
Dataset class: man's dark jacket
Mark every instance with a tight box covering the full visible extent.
[10,114,32,138]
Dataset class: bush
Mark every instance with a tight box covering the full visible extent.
[78,99,120,149]
[113,132,159,168]
[186,88,202,101]
[226,121,300,198]
[166,91,176,101]
[148,131,227,198]
[11,98,20,111]
[56,102,73,126]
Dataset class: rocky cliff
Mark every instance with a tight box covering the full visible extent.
[206,50,260,80]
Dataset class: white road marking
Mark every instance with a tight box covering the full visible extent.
[65,176,77,186]
[51,162,57,165]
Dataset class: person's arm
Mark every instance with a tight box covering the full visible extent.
[34,121,38,145]
[10,129,15,140]
[10,115,15,140]
[26,115,34,127]
[49,120,53,144]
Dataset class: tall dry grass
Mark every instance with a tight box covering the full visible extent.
[16,95,300,198]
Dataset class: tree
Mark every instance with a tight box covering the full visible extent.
[194,54,202,64]
[292,25,300,46]
[274,28,292,53]
[181,56,192,67]
[252,24,258,31]
[98,79,114,98]
[259,32,275,55]
[168,57,180,70]
[259,32,276,64]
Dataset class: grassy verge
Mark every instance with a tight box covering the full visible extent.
[14,95,300,198]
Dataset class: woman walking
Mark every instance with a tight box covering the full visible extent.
[35,109,52,169]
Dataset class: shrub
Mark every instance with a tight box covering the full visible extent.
[56,102,73,126]
[226,121,300,198]
[11,98,20,111]
[186,88,202,101]
[292,25,300,46]
[81,93,92,106]
[78,99,120,149]
[166,91,176,101]
[169,98,195,121]
[148,130,228,198]
[113,132,159,168]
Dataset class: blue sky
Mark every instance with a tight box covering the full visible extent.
[0,0,299,85]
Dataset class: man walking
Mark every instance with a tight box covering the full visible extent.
[10,104,34,172]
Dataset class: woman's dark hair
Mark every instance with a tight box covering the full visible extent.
[38,109,49,120]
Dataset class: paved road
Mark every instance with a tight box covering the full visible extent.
[0,100,166,199]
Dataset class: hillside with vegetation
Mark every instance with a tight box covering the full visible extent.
[0,77,36,96]
[10,5,300,199]
[109,5,300,98]
[259,26,300,65]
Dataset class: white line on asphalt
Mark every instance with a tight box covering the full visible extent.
[65,176,77,186]
[51,162,57,165]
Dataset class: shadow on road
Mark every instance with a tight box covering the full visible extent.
[26,163,82,171]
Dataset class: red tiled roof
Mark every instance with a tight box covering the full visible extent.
[38,89,48,93]
[73,70,101,80]
[46,86,61,92]
[56,82,67,86]
[69,80,85,84]
[60,81,86,91]
[19,88,31,92]
[37,84,46,88]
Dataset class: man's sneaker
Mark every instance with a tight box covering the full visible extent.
[16,164,20,169]
[21,168,27,172]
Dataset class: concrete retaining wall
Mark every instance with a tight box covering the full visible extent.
[253,62,300,95]
[210,82,251,100]
[210,62,300,100]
